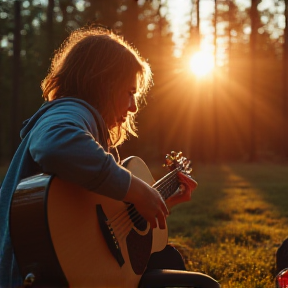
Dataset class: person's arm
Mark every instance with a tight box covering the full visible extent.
[29,103,168,228]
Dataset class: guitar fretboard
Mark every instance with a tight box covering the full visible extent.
[153,168,180,201]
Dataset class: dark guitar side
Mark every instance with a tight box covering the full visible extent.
[9,174,69,287]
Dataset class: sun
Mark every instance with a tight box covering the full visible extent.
[189,51,215,77]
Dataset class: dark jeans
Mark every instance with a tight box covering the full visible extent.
[139,245,220,288]
[276,237,288,274]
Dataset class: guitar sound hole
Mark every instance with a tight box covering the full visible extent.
[127,204,148,232]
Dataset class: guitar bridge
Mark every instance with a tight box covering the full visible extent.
[96,205,125,267]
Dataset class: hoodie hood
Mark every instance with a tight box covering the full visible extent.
[20,101,55,139]
[20,97,108,140]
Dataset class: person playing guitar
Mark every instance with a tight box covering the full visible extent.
[0,24,219,288]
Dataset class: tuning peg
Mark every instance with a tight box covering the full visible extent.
[171,151,177,157]
[176,151,183,160]
[163,151,193,174]
[185,166,193,174]
[165,156,172,162]
[164,155,174,168]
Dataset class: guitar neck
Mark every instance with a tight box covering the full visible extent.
[152,169,180,201]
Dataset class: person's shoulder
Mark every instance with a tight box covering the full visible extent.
[42,98,106,135]
[46,98,94,118]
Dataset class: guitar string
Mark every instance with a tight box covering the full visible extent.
[127,170,180,223]
[110,211,147,241]
[154,168,180,199]
[107,205,135,238]
[107,204,135,224]
[107,166,192,242]
[107,204,146,232]
[107,178,179,232]
[156,177,178,199]
[154,167,179,190]
[107,169,179,226]
[114,215,134,241]
[109,207,148,241]
[153,168,179,190]
[154,173,178,197]
[106,167,182,232]
[131,170,180,227]
[108,170,179,227]
[107,203,145,231]
[109,207,134,228]
[112,189,177,235]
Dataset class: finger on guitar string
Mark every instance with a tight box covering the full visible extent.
[165,172,198,210]
[123,175,168,230]
[177,171,198,190]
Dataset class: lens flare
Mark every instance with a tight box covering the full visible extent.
[189,51,215,77]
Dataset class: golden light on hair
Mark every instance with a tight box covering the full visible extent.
[189,51,215,77]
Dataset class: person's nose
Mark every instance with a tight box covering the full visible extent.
[128,95,137,113]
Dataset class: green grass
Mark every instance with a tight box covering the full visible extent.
[165,163,288,288]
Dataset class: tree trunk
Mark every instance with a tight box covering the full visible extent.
[194,0,200,50]
[283,0,288,159]
[11,0,21,158]
[46,0,54,57]
[249,0,258,161]
[213,0,218,162]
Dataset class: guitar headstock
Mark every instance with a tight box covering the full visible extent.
[163,151,192,175]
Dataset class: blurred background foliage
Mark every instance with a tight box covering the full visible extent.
[0,0,288,167]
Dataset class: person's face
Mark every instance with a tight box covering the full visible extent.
[113,75,138,127]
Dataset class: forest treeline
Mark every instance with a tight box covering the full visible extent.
[0,0,288,165]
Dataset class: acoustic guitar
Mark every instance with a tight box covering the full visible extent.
[10,151,196,287]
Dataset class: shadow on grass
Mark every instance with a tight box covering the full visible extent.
[229,163,288,218]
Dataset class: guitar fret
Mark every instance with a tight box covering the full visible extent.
[153,168,180,200]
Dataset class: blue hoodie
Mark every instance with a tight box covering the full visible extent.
[0,98,131,287]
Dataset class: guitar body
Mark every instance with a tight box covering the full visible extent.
[47,156,168,287]
[10,156,168,288]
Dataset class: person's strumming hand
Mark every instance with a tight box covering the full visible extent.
[123,175,169,230]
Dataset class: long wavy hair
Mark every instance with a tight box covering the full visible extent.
[41,25,153,146]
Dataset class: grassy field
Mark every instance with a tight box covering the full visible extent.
[163,162,288,288]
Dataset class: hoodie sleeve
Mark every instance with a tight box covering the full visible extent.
[28,102,131,201]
